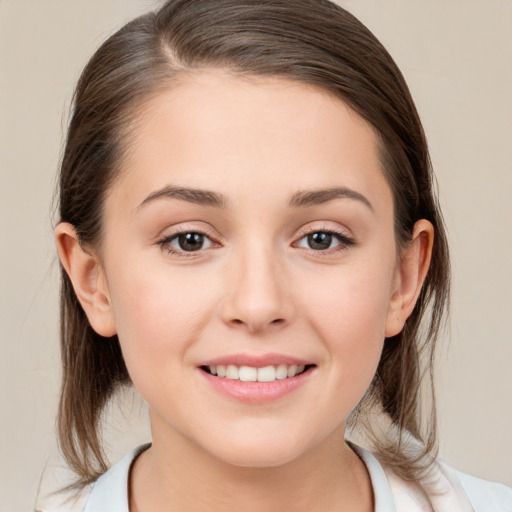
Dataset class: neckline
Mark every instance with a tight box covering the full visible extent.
[84,442,395,512]
[349,442,396,512]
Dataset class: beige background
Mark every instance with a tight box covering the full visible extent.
[1,1,511,510]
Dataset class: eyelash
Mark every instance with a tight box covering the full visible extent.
[294,228,356,255]
[156,227,355,258]
[157,228,216,258]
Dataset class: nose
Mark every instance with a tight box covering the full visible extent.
[220,245,294,334]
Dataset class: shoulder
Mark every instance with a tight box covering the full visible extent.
[449,465,512,512]
[34,444,149,512]
[352,442,512,512]
[33,484,92,512]
[34,461,92,512]
[384,456,512,512]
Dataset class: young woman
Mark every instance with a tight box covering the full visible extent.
[39,0,512,510]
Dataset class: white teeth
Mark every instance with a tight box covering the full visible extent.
[226,365,239,380]
[275,364,288,380]
[287,365,298,377]
[208,364,308,382]
[239,366,258,382]
[257,365,276,382]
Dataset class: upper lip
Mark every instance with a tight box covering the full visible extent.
[198,353,314,368]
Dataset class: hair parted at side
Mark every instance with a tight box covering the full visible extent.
[57,0,450,492]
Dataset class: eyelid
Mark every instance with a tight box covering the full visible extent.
[154,222,355,258]
[294,221,354,240]
[156,224,222,257]
[292,224,356,253]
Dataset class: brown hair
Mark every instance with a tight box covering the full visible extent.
[57,0,450,493]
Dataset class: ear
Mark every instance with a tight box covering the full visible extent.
[55,222,117,337]
[385,219,434,337]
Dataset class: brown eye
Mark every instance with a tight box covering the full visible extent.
[177,232,206,251]
[295,230,355,252]
[160,231,214,254]
[298,231,339,251]
[307,232,333,250]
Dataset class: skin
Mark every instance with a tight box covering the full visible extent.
[56,72,433,511]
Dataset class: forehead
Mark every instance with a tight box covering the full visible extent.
[109,71,392,214]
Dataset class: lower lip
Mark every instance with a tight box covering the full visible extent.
[198,368,314,403]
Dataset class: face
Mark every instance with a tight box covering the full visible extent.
[93,72,404,467]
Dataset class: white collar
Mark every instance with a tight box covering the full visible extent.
[41,443,511,511]
[84,444,150,512]
[84,443,397,512]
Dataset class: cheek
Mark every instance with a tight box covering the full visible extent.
[304,258,394,336]
[105,258,217,380]
[299,256,396,385]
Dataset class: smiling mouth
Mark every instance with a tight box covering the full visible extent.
[200,364,315,382]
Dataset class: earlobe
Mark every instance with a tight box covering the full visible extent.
[385,219,434,337]
[55,223,117,337]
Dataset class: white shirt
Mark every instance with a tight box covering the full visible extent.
[35,444,512,512]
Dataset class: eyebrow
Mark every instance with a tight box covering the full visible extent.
[289,187,374,212]
[138,185,227,210]
[138,185,373,212]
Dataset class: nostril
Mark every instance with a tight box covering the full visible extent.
[231,318,284,326]
[225,313,289,333]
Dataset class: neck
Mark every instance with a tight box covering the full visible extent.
[129,417,373,512]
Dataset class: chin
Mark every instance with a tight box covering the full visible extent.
[201,430,313,469]
[215,447,303,469]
